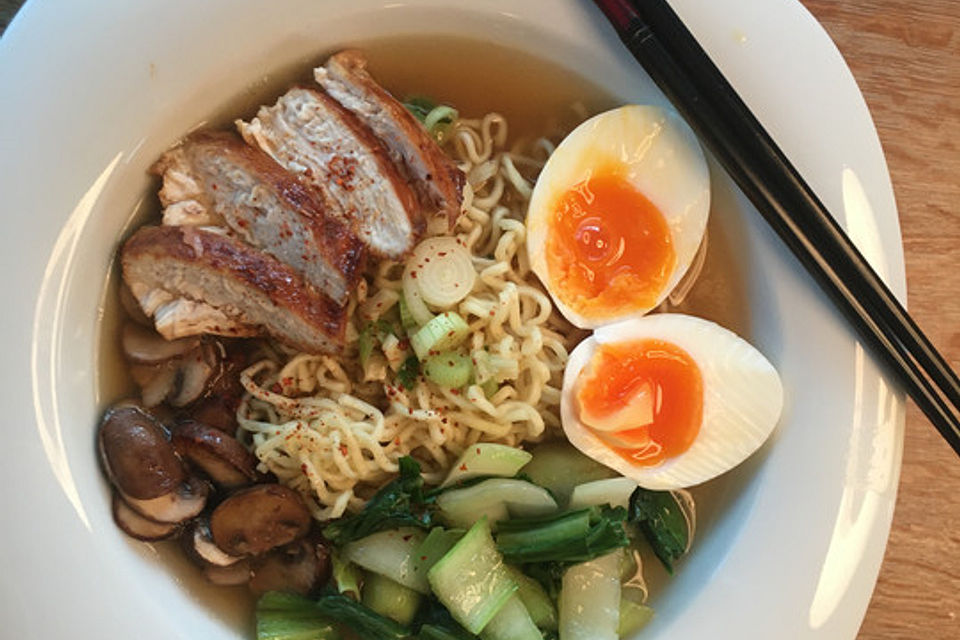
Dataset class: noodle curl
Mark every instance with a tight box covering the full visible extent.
[237,112,586,520]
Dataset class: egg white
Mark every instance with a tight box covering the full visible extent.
[561,314,784,490]
[526,105,710,329]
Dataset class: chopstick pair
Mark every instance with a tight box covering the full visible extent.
[592,0,960,455]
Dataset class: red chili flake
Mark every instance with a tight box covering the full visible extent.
[489,311,495,316]
[402,534,412,542]
[450,389,460,396]
[476,447,481,455]
[424,257,431,263]
[459,464,468,471]
[410,271,418,279]
[211,183,218,191]
[447,330,455,337]
[420,555,428,561]
[270,383,282,393]
[394,438,401,446]
[339,444,348,456]
[300,464,309,474]
[441,418,449,424]
[438,252,447,257]
[398,339,410,350]
[408,407,414,415]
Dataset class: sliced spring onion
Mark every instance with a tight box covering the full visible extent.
[423,105,459,142]
[422,351,473,388]
[381,333,407,371]
[440,444,533,488]
[398,294,420,334]
[408,237,476,309]
[410,312,470,359]
[472,350,520,383]
[402,263,435,327]
[359,325,377,370]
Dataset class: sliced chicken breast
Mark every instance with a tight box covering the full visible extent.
[314,50,465,229]
[122,226,347,354]
[238,86,422,258]
[152,131,365,304]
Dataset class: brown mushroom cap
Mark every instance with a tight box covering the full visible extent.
[99,405,185,500]
[210,484,311,557]
[171,420,258,489]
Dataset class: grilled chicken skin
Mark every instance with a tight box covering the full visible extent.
[315,50,465,230]
[122,225,347,354]
[152,131,365,305]
[238,86,422,258]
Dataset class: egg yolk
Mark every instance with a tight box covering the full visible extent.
[546,170,676,319]
[575,339,703,466]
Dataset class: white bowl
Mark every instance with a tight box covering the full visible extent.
[0,0,905,638]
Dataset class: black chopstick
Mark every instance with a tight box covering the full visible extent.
[592,0,960,455]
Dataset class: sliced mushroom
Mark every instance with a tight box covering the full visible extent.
[112,491,178,541]
[122,475,210,524]
[184,342,247,432]
[167,343,218,407]
[137,360,180,408]
[122,322,200,364]
[181,519,245,568]
[99,405,185,500]
[171,420,258,489]
[248,538,330,596]
[210,485,311,557]
[204,560,252,587]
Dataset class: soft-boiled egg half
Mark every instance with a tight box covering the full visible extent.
[526,105,710,329]
[561,314,783,490]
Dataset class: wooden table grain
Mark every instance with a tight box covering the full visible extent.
[1,0,957,638]
[799,1,960,638]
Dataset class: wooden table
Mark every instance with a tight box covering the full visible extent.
[1,0,957,637]
[798,1,960,638]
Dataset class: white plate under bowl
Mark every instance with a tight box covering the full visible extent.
[0,1,905,638]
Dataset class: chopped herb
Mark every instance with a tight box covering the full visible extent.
[397,355,421,390]
[403,96,437,123]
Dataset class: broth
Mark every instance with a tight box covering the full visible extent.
[96,34,750,635]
